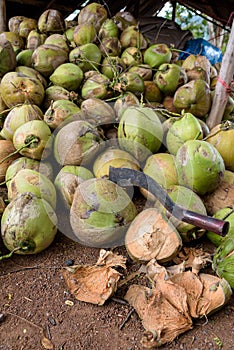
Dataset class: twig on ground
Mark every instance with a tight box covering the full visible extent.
[119,308,135,330]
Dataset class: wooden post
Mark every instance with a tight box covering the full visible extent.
[206,19,234,129]
[0,0,6,32]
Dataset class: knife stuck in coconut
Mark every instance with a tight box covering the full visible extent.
[109,167,229,236]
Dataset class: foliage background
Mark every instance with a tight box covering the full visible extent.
[160,1,229,52]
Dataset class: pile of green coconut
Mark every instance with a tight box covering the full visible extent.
[0,2,234,347]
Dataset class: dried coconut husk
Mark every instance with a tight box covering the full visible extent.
[202,170,234,215]
[145,258,186,280]
[125,259,232,347]
[172,246,212,269]
[125,207,182,263]
[170,270,232,318]
[62,249,126,305]
[125,271,193,348]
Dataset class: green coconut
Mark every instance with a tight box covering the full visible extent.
[119,25,147,49]
[43,85,77,110]
[98,18,119,39]
[166,112,203,155]
[121,47,143,67]
[0,72,45,108]
[117,72,145,95]
[153,63,187,95]
[73,23,97,46]
[53,120,103,166]
[118,106,163,163]
[31,44,68,77]
[93,147,140,178]
[164,184,207,242]
[38,9,65,33]
[173,79,212,118]
[99,37,122,57]
[44,34,70,53]
[13,120,52,160]
[206,121,234,171]
[8,15,26,33]
[141,153,178,202]
[101,56,126,80]
[1,192,57,254]
[143,81,163,103]
[113,11,137,31]
[213,236,234,288]
[0,33,16,78]
[16,17,38,39]
[182,54,211,84]
[69,43,102,73]
[113,92,140,121]
[49,63,84,91]
[143,43,172,68]
[77,2,108,31]
[0,31,24,54]
[5,157,53,186]
[1,103,43,140]
[15,66,48,88]
[206,207,234,246]
[81,71,111,100]
[7,168,57,209]
[54,165,94,209]
[26,30,47,50]
[80,98,116,126]
[70,177,137,247]
[175,140,225,195]
[128,64,153,81]
[16,49,34,67]
[44,99,82,130]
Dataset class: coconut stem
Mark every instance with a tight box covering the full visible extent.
[0,136,38,165]
[0,247,21,260]
[203,120,233,141]
[109,167,230,236]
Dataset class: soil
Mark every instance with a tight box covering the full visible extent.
[0,195,234,350]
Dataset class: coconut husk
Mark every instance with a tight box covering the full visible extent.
[125,271,193,348]
[170,271,232,318]
[125,249,231,348]
[62,249,126,305]
[145,258,186,279]
[172,246,212,270]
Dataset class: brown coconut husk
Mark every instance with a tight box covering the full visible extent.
[62,249,126,305]
[125,271,193,348]
[170,270,232,318]
[124,252,231,348]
